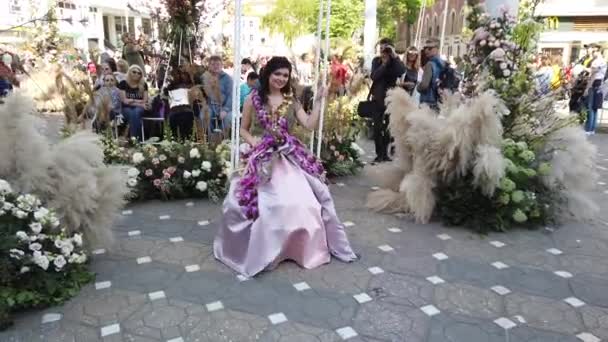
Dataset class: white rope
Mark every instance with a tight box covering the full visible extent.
[310,0,325,152]
[161,36,176,93]
[178,30,183,66]
[188,28,193,63]
[230,0,243,170]
[316,0,331,158]
[439,0,449,54]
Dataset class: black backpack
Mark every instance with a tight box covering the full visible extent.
[432,59,461,92]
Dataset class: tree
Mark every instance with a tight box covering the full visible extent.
[308,0,365,39]
[261,0,316,47]
[378,0,426,48]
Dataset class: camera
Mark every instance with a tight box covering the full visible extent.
[382,45,394,54]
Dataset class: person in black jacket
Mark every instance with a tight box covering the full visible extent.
[370,38,406,163]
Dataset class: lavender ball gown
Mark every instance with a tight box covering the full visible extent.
[213,92,357,277]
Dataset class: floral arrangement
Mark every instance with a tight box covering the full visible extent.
[321,134,365,177]
[0,179,93,329]
[117,140,231,202]
[237,90,325,220]
[432,0,597,231]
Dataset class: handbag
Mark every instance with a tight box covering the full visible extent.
[357,86,382,118]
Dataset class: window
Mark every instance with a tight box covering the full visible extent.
[249,21,254,27]
[451,11,456,34]
[58,1,76,9]
[142,18,152,35]
[89,7,98,13]
[128,17,135,34]
[250,35,254,41]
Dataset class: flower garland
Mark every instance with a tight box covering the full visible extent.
[237,89,325,220]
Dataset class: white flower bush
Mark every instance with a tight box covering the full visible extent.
[0,178,88,275]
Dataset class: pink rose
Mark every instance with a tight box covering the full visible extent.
[152,158,160,165]
[167,166,177,174]
[145,169,153,177]
[153,179,162,187]
[330,145,336,151]
[334,151,340,157]
[163,172,171,180]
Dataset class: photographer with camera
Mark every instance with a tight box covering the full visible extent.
[369,38,405,163]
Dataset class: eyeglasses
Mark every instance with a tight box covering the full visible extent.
[104,79,115,82]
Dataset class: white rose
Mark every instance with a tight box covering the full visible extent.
[224,161,231,168]
[132,152,145,164]
[196,181,208,192]
[34,254,49,270]
[189,148,201,159]
[183,171,192,179]
[29,242,42,251]
[239,143,251,154]
[192,169,201,178]
[72,233,83,247]
[0,179,12,194]
[499,62,507,70]
[34,207,49,221]
[127,178,138,187]
[29,235,38,242]
[54,239,64,249]
[3,202,13,210]
[201,161,212,172]
[503,69,511,77]
[159,154,167,161]
[54,255,67,270]
[61,242,74,256]
[9,248,24,259]
[15,231,28,241]
[69,253,87,264]
[13,209,27,219]
[177,156,185,164]
[29,222,43,234]
[127,168,140,178]
[76,253,87,264]
[20,266,30,274]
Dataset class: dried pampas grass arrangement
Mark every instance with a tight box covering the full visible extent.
[0,93,128,248]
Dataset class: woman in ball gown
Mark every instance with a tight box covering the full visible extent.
[214,56,358,277]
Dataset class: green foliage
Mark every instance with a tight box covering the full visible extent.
[262,0,316,46]
[321,134,364,177]
[377,0,425,42]
[310,0,365,39]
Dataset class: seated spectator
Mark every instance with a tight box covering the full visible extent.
[118,65,149,140]
[166,69,195,140]
[94,60,117,90]
[240,72,259,112]
[115,59,129,83]
[97,73,122,125]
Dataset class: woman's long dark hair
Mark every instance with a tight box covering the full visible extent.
[258,56,294,104]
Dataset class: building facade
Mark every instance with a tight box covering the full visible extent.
[0,0,157,57]
[536,0,608,64]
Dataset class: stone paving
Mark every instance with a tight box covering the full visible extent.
[2,137,608,342]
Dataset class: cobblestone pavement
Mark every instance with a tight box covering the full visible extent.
[2,137,608,342]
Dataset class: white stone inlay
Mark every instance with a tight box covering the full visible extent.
[100,323,120,337]
[436,234,452,240]
[554,271,573,278]
[206,301,224,312]
[236,274,249,282]
[335,326,358,340]
[159,215,171,220]
[122,210,133,215]
[198,220,210,226]
[128,230,141,237]
[371,186,380,190]
[293,282,311,291]
[378,244,394,252]
[169,236,184,243]
[491,261,509,269]
[95,281,112,290]
[353,293,373,304]
[148,291,166,301]
[343,221,355,227]
[491,285,511,296]
[577,332,601,342]
[92,248,106,255]
[387,227,402,233]
[564,297,586,308]
[368,267,384,275]
[336,182,345,187]
[185,202,194,207]
[137,256,152,264]
[185,264,200,272]
[598,182,606,186]
[41,313,62,324]
[494,317,516,330]
[426,276,445,285]
[546,248,563,255]
[420,305,440,316]
[489,241,506,248]
[432,253,449,260]
[268,312,288,325]
[167,338,185,342]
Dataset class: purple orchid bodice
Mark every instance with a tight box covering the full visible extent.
[236,89,325,220]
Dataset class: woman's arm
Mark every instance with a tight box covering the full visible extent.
[295,87,326,130]
[239,96,258,146]
[119,90,132,105]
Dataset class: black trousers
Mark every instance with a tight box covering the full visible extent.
[373,110,391,159]
[169,111,195,141]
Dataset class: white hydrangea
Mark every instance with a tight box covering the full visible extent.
[0,179,12,194]
[3,202,13,210]
[189,148,201,159]
[12,209,27,219]
[69,253,87,264]
[183,171,192,179]
[15,231,28,241]
[29,222,43,234]
[20,266,30,274]
[132,152,145,164]
[127,168,140,178]
[177,156,185,164]
[61,242,75,256]
[54,255,67,270]
[9,248,24,259]
[192,169,201,178]
[54,239,64,249]
[196,181,208,192]
[201,161,212,172]
[72,233,83,247]
[34,207,50,221]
